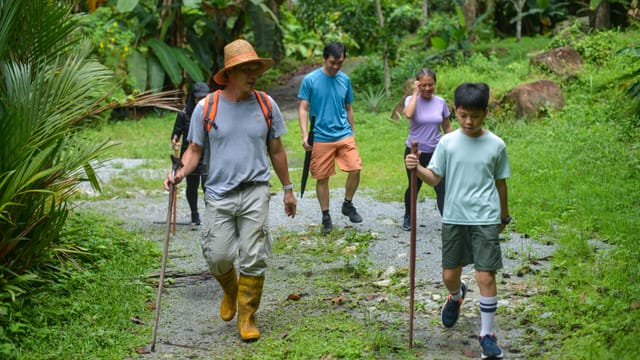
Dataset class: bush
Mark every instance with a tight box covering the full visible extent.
[349,57,385,93]
[548,21,617,65]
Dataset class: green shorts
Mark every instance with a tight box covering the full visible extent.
[441,223,503,271]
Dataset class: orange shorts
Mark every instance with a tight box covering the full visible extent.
[310,136,362,179]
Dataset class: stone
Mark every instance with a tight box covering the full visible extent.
[502,80,565,119]
[530,47,584,78]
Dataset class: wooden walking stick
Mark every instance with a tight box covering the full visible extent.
[151,154,182,352]
[172,147,179,235]
[408,140,418,349]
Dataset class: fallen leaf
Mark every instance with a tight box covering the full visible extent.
[287,293,301,301]
[373,279,392,287]
[579,291,586,304]
[330,295,344,305]
[342,245,356,254]
[364,294,380,301]
[631,302,640,310]
[463,348,478,358]
[130,316,145,325]
[146,301,156,311]
[135,347,151,354]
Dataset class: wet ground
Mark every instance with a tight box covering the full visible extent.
[78,162,554,359]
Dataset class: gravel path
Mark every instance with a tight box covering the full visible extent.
[77,159,554,359]
[76,73,555,359]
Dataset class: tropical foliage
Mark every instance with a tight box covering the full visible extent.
[0,0,114,343]
[79,0,284,93]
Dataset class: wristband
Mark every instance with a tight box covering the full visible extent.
[282,183,294,191]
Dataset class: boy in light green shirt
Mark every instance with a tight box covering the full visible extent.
[405,82,510,359]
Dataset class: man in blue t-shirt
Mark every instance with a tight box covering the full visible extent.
[298,42,363,234]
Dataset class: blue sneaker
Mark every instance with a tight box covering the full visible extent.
[479,334,504,359]
[441,282,467,328]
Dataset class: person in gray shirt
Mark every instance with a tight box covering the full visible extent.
[164,39,296,342]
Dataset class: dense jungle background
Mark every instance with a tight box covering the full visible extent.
[1,0,639,359]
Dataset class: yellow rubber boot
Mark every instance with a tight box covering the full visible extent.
[237,274,264,341]
[214,267,237,322]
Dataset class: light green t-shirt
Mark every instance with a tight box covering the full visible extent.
[428,129,510,225]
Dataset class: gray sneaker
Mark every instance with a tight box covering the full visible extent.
[341,202,362,223]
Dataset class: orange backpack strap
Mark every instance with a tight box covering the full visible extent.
[202,90,271,135]
[253,90,272,129]
[202,90,220,133]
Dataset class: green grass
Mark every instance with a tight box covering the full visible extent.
[83,116,177,160]
[6,212,160,360]
[225,228,416,359]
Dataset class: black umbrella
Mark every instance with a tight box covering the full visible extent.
[300,115,316,198]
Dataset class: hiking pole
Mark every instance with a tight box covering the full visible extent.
[300,115,315,198]
[172,147,179,235]
[408,140,418,349]
[151,154,182,352]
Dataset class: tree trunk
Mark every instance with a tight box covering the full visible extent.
[594,0,611,29]
[513,0,526,43]
[462,0,477,31]
[375,0,391,98]
[421,0,428,25]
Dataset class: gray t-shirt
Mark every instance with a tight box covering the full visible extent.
[428,129,510,225]
[187,92,287,200]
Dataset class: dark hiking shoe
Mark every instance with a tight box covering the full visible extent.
[341,202,363,223]
[402,214,410,231]
[191,212,201,225]
[321,214,332,234]
[190,212,201,231]
[479,334,504,359]
[441,282,467,328]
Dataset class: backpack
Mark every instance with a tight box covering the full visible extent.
[202,89,272,133]
[200,89,273,168]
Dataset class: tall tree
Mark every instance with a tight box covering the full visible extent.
[421,0,429,25]
[511,0,526,42]
[376,0,392,97]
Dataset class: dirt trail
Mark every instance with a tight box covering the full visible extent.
[79,176,553,359]
[77,72,554,359]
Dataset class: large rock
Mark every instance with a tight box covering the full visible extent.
[530,47,583,78]
[502,80,565,119]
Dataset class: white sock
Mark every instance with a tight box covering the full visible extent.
[449,286,462,301]
[479,295,497,336]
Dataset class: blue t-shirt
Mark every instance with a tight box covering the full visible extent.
[297,68,354,143]
[428,130,510,225]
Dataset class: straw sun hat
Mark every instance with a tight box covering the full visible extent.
[213,39,274,85]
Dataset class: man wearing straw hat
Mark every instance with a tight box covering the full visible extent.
[164,39,296,342]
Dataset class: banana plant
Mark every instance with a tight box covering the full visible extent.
[114,0,282,92]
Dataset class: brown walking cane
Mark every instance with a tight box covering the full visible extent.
[172,148,178,235]
[151,154,182,352]
[408,140,418,349]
